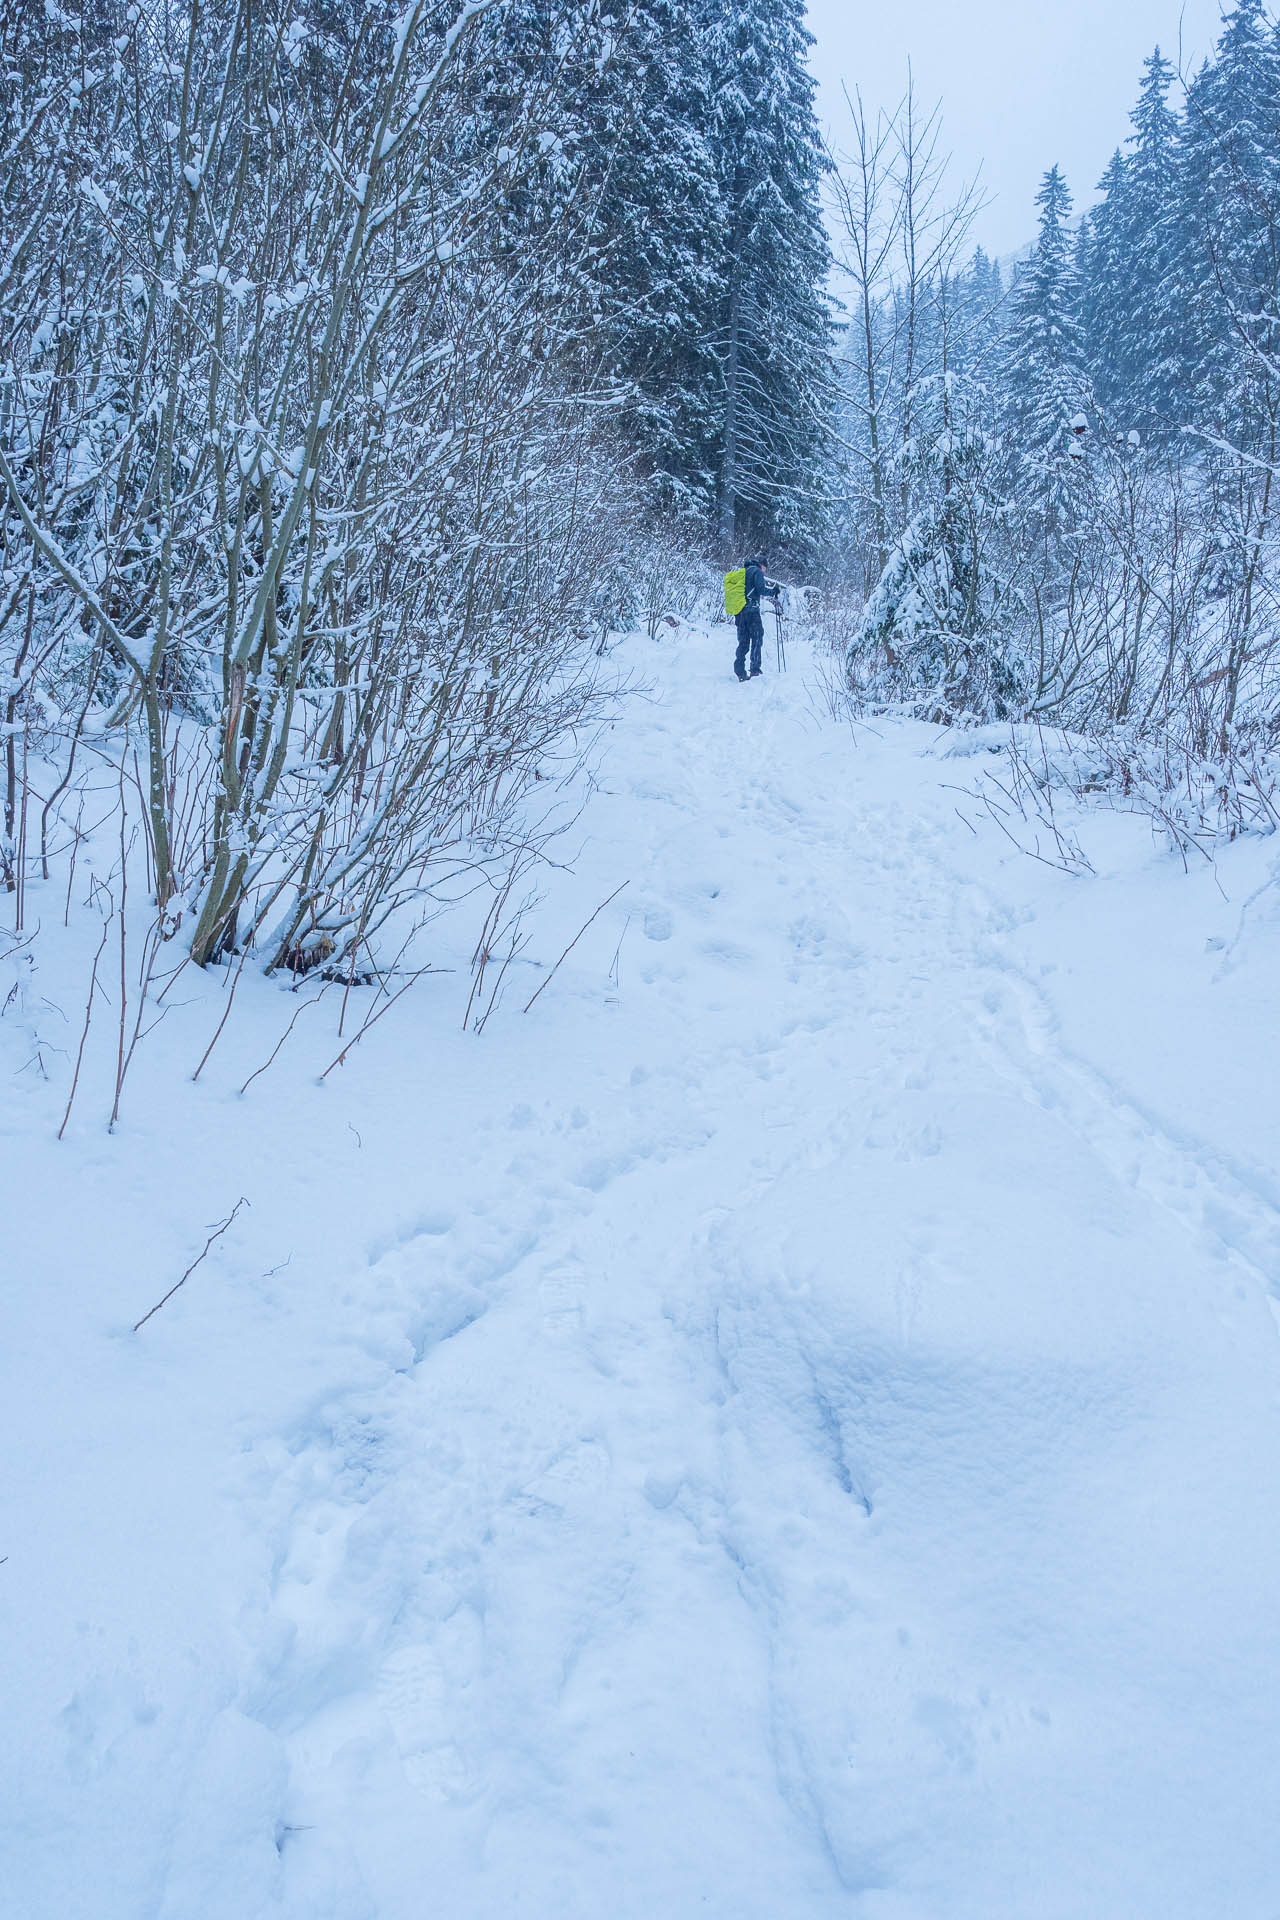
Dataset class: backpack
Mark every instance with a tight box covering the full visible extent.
[723,568,747,618]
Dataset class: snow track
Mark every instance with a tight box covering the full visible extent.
[7,626,1280,1918]
[980,965,1280,1320]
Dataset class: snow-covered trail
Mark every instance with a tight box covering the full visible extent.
[7,625,1280,1918]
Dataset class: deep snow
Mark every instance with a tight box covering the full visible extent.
[5,621,1280,1918]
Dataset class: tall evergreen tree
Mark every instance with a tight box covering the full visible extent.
[949,247,1004,393]
[1121,48,1185,428]
[464,0,724,521]
[1079,149,1131,410]
[1174,0,1280,429]
[702,0,833,554]
[1002,166,1090,468]
[1083,49,1188,433]
[438,0,835,548]
[587,0,724,519]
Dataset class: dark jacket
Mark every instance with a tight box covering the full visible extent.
[742,560,780,613]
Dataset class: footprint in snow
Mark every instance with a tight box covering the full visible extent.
[520,1440,610,1514]
[894,1121,943,1161]
[365,1210,455,1265]
[539,1267,586,1342]
[698,938,755,969]
[377,1645,478,1804]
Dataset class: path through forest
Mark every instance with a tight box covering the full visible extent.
[6,624,1280,1918]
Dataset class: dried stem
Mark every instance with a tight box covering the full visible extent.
[132,1197,250,1333]
[522,882,628,1015]
[57,911,112,1141]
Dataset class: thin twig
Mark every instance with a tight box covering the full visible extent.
[192,941,253,1082]
[522,881,628,1015]
[109,784,129,1131]
[608,911,631,987]
[238,985,332,1097]
[474,925,532,1034]
[58,913,112,1141]
[319,964,439,1078]
[112,915,165,1124]
[132,1197,249,1332]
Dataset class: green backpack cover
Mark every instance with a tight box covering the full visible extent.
[723,568,747,618]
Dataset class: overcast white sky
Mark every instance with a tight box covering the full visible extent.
[804,0,1232,258]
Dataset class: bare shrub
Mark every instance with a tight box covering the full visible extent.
[0,0,640,1003]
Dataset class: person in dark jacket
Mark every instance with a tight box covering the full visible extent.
[734,556,781,681]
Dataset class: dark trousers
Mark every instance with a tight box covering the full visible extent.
[734,607,764,677]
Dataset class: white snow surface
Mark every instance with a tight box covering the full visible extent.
[5,624,1280,1918]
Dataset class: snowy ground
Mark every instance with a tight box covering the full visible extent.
[5,621,1280,1919]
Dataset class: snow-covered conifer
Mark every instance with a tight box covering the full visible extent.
[583,0,725,520]
[1172,0,1280,434]
[1078,150,1132,413]
[1000,166,1091,526]
[1082,50,1187,433]
[701,0,833,554]
[847,412,1025,724]
[471,0,724,522]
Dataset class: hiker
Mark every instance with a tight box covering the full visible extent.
[725,555,782,681]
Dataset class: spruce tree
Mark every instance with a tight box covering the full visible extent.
[431,0,834,549]
[464,0,724,521]
[953,247,1005,392]
[848,398,1025,724]
[1079,150,1131,412]
[1174,0,1280,431]
[1081,50,1185,433]
[1121,48,1184,429]
[702,0,833,555]
[1001,166,1090,489]
[587,0,724,521]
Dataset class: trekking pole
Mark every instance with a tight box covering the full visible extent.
[773,602,787,673]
